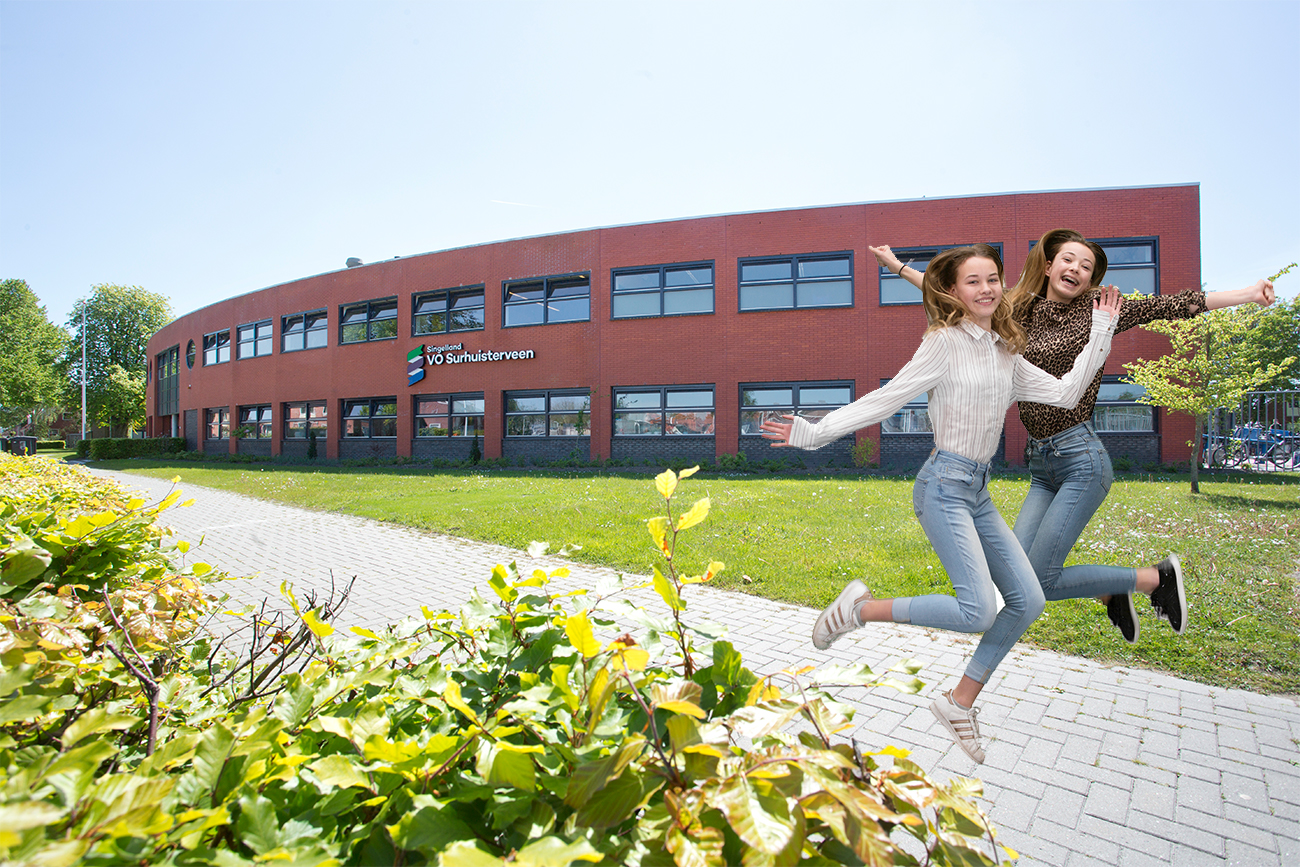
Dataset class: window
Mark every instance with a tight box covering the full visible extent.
[206,407,230,440]
[1093,377,1153,432]
[413,286,486,335]
[505,390,591,436]
[237,320,273,358]
[879,244,1004,305]
[503,273,590,327]
[203,329,231,365]
[283,401,328,439]
[156,346,179,416]
[613,387,715,436]
[282,310,328,352]
[1096,238,1157,296]
[612,263,714,319]
[236,405,272,438]
[414,394,485,437]
[343,397,397,438]
[341,298,398,344]
[738,253,852,311]
[880,380,932,433]
[185,340,196,369]
[739,382,853,434]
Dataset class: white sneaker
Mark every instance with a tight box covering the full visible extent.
[930,690,985,763]
[811,579,869,650]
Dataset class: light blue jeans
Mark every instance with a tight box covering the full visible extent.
[1014,423,1138,600]
[894,450,1046,684]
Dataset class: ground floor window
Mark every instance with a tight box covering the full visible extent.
[283,401,328,439]
[740,381,853,434]
[343,397,396,438]
[879,379,932,433]
[614,386,714,436]
[1093,377,1154,432]
[504,390,590,436]
[414,393,485,437]
[206,407,230,440]
[237,405,272,439]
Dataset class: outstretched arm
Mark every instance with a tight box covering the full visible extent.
[1205,278,1275,311]
[870,245,924,289]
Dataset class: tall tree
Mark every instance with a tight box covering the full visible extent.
[0,279,69,432]
[62,284,173,436]
[1123,265,1297,493]
[1239,295,1300,390]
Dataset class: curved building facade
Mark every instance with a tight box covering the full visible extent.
[145,184,1200,469]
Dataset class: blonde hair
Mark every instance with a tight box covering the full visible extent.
[1008,228,1108,322]
[921,244,1026,354]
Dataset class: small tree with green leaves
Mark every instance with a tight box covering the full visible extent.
[1123,264,1297,493]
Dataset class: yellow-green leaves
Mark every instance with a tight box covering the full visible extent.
[564,609,601,658]
[301,608,334,638]
[675,497,710,531]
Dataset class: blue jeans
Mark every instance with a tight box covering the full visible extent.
[1014,423,1137,600]
[895,450,1045,684]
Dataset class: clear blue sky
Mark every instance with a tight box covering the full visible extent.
[2,0,1298,328]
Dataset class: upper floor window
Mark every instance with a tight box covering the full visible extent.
[1093,377,1154,432]
[283,400,328,439]
[879,379,932,433]
[740,382,853,435]
[185,340,196,369]
[505,390,591,437]
[282,310,328,352]
[206,407,230,440]
[503,273,590,327]
[1096,238,1157,296]
[738,253,852,312]
[879,244,1004,305]
[613,386,715,436]
[203,329,231,365]
[612,263,714,319]
[237,404,273,439]
[341,298,398,344]
[414,286,485,335]
[414,393,485,437]
[343,397,397,438]
[237,320,273,359]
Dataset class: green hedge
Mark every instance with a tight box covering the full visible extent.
[36,440,65,450]
[76,437,187,460]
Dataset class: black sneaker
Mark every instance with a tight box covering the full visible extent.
[1106,594,1139,644]
[1150,554,1187,635]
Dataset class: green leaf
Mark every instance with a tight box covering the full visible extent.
[0,801,67,831]
[388,798,479,854]
[564,609,601,658]
[575,770,663,829]
[654,468,678,500]
[513,836,603,867]
[235,793,280,854]
[652,565,683,612]
[712,775,798,856]
[302,607,335,638]
[308,754,372,790]
[564,735,646,807]
[438,840,504,867]
[675,497,710,531]
[810,663,878,687]
[0,693,50,724]
[62,707,141,748]
[667,824,726,867]
[476,741,539,792]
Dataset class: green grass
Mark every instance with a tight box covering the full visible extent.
[98,459,1300,694]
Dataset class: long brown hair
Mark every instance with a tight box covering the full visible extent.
[921,244,1026,354]
[1008,228,1108,322]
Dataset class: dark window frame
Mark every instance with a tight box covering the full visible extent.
[156,345,179,416]
[281,309,328,353]
[205,406,230,440]
[237,404,273,439]
[739,380,854,435]
[878,377,932,434]
[202,329,231,366]
[185,340,196,370]
[737,252,854,312]
[413,392,486,438]
[504,389,592,437]
[1093,375,1157,433]
[612,385,716,437]
[611,261,715,320]
[1093,236,1160,296]
[340,297,399,344]
[342,396,398,439]
[878,243,1005,306]
[502,271,592,328]
[283,400,328,440]
[413,285,486,336]
[236,319,274,359]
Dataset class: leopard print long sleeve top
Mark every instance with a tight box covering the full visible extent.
[1016,288,1207,440]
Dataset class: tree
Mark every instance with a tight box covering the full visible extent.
[0,279,69,432]
[1123,265,1297,493]
[61,284,172,436]
[1239,294,1300,390]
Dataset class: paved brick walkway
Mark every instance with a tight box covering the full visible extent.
[94,468,1299,867]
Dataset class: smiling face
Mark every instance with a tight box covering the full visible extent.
[1044,241,1097,303]
[949,256,1003,330]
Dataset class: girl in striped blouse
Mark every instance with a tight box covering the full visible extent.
[760,244,1122,763]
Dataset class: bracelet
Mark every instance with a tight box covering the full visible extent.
[896,263,906,275]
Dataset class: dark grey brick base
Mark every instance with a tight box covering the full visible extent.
[880,434,1008,473]
[203,439,230,455]
[502,437,591,462]
[339,439,397,459]
[1098,432,1160,467]
[237,439,272,457]
[412,437,479,461]
[611,437,715,466]
[737,436,854,468]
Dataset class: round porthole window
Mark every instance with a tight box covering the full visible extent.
[186,340,196,369]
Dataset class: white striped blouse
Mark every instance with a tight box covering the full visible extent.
[786,310,1117,464]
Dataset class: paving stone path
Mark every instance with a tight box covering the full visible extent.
[93,468,1299,867]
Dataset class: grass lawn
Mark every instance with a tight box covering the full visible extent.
[98,459,1300,694]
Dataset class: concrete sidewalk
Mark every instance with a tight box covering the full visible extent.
[94,468,1299,867]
